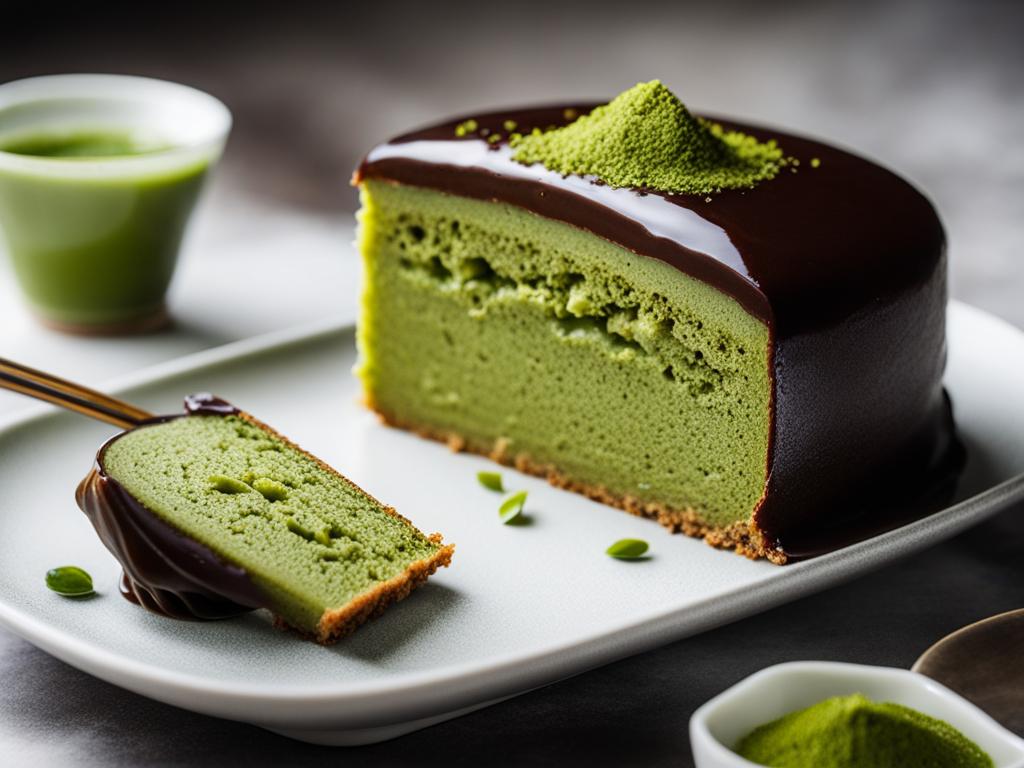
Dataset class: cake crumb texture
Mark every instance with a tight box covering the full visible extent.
[357,179,772,535]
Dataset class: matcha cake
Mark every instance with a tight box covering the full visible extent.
[77,394,454,642]
[353,81,962,564]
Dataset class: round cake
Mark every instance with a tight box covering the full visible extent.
[354,81,964,563]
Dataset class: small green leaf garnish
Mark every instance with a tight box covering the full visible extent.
[606,539,649,559]
[499,490,527,524]
[477,471,504,493]
[45,566,94,597]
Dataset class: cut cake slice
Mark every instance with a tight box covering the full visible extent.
[78,396,454,643]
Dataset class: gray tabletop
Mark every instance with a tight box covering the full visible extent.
[2,1,1023,765]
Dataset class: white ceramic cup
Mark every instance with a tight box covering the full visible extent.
[0,74,231,333]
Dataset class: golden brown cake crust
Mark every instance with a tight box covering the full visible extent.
[309,537,454,644]
[236,410,456,644]
[368,402,787,565]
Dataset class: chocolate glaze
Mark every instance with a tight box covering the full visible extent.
[183,392,240,417]
[76,394,268,619]
[356,104,963,560]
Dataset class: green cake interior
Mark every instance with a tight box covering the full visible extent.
[357,180,771,530]
[103,414,443,632]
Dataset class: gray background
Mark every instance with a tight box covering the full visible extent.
[1,0,1022,765]
[5,0,1022,325]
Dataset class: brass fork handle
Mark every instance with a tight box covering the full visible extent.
[0,358,154,429]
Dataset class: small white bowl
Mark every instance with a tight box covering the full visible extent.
[689,661,1024,768]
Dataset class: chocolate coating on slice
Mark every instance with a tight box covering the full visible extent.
[76,395,266,620]
[356,104,963,558]
[183,392,240,417]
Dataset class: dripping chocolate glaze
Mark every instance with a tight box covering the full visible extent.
[356,104,963,559]
[76,394,267,619]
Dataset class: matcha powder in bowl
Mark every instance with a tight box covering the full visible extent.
[735,693,995,768]
[511,80,786,195]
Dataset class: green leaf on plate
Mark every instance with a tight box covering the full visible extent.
[477,471,504,493]
[45,566,95,597]
[606,538,649,560]
[499,490,528,524]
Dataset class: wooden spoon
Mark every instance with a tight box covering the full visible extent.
[913,608,1024,736]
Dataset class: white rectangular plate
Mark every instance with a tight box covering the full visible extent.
[0,301,1022,745]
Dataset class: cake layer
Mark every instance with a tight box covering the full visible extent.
[81,398,453,641]
[359,180,770,539]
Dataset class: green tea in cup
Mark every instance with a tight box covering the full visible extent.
[0,75,231,333]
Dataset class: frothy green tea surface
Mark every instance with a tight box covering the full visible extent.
[103,414,443,631]
[736,694,994,768]
[0,130,168,158]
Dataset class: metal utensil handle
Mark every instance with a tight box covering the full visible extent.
[0,358,153,429]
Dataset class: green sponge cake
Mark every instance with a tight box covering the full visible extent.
[77,395,453,642]
[354,81,962,563]
[359,181,769,539]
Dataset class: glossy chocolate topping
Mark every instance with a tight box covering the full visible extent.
[356,105,944,335]
[357,104,963,558]
[182,392,240,417]
[76,394,267,620]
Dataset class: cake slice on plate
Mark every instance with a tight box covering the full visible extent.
[78,394,454,643]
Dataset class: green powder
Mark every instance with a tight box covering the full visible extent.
[511,80,785,195]
[736,694,994,768]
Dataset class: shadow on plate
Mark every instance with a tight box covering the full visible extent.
[334,583,466,663]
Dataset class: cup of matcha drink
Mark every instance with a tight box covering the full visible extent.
[0,75,231,333]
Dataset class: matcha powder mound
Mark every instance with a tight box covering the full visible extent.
[511,80,786,195]
[735,693,994,768]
